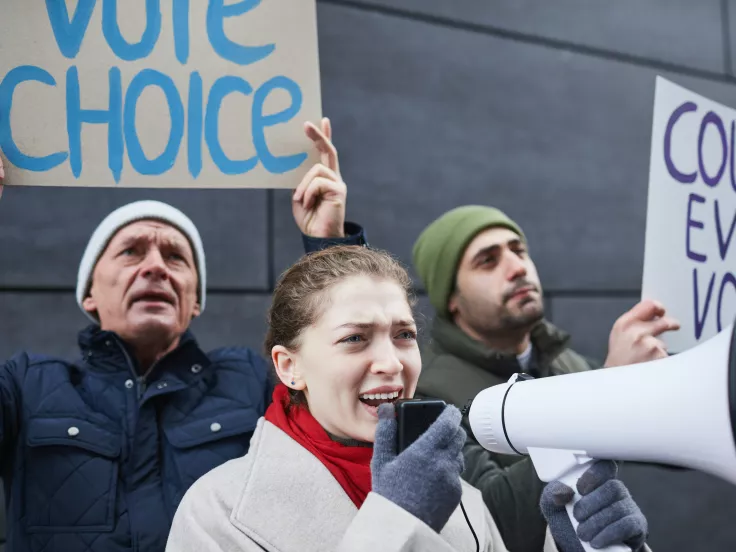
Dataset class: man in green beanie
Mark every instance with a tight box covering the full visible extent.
[412,205,680,552]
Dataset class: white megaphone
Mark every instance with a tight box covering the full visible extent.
[468,323,736,552]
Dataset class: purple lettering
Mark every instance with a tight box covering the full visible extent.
[664,101,697,184]
[717,272,736,332]
[715,200,736,261]
[693,268,716,339]
[686,193,707,262]
[698,111,727,187]
[731,121,736,192]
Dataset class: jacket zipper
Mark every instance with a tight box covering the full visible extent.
[136,376,147,399]
[112,338,150,400]
[112,337,175,400]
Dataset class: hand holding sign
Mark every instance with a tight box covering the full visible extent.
[292,118,347,238]
[603,299,681,367]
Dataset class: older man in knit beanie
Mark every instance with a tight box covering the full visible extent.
[412,205,677,552]
[0,120,366,552]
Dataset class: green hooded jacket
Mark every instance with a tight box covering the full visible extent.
[417,317,599,552]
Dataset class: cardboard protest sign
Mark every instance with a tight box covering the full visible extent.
[642,77,736,352]
[0,0,321,188]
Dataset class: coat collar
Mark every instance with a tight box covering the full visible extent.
[227,421,491,552]
[229,420,358,552]
[430,317,571,379]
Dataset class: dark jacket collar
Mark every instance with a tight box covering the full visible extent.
[77,324,210,381]
[430,317,571,379]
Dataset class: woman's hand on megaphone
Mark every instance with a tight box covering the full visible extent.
[540,460,649,552]
[604,300,680,368]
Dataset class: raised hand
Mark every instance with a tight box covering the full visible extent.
[291,118,347,238]
[604,300,680,367]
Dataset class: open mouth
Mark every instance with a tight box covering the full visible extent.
[131,291,175,306]
[358,389,402,408]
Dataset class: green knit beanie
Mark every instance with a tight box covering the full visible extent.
[412,205,526,319]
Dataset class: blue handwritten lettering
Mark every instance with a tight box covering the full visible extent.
[173,0,190,64]
[205,76,257,175]
[188,72,203,178]
[67,67,123,181]
[206,0,274,65]
[12,0,308,183]
[0,66,68,171]
[252,76,306,174]
[45,0,96,59]
[124,69,184,175]
[102,0,162,61]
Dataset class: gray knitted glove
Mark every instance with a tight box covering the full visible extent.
[371,403,466,533]
[540,460,648,552]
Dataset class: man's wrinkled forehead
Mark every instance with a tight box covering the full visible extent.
[106,219,192,253]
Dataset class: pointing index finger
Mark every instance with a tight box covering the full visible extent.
[305,121,339,173]
[321,117,332,141]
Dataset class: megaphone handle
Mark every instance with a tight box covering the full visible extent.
[559,465,631,552]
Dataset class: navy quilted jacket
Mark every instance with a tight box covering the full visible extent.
[1,327,272,552]
[0,224,367,552]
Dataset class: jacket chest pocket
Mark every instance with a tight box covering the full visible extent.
[163,408,258,504]
[24,417,121,533]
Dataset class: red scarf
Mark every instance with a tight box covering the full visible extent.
[264,384,373,508]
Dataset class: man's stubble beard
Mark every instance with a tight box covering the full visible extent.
[495,304,544,333]
[473,296,545,338]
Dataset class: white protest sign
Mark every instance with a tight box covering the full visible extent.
[642,77,736,352]
[0,0,321,188]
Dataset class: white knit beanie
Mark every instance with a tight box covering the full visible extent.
[76,200,207,323]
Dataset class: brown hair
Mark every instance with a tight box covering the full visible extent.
[265,245,416,404]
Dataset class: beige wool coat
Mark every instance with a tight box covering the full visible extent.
[166,418,569,552]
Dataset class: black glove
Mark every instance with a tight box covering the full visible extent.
[371,403,465,533]
[540,460,648,551]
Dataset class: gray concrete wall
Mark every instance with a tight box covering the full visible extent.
[2,1,736,550]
